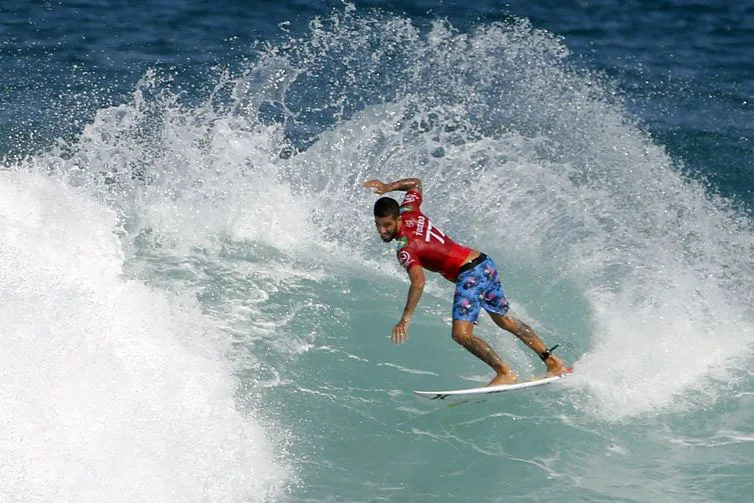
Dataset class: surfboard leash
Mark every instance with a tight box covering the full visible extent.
[538,344,559,362]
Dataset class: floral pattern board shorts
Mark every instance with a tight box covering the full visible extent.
[452,255,510,322]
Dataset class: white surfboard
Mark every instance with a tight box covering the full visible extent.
[413,369,573,401]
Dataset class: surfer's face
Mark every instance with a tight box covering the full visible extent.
[374,215,399,242]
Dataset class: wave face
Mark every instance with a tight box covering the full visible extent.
[3,5,754,503]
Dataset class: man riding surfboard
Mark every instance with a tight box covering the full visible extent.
[365,177,568,386]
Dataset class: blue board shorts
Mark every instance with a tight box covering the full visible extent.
[452,254,510,322]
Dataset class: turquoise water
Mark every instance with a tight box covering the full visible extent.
[2,1,754,502]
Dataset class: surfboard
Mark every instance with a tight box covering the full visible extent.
[413,368,573,400]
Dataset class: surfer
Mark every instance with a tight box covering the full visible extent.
[364,177,568,386]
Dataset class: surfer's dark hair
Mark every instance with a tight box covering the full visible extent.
[374,197,400,218]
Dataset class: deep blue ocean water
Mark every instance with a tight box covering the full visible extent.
[2,1,754,502]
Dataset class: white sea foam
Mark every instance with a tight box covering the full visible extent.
[0,170,291,502]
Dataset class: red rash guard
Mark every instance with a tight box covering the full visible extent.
[395,190,473,282]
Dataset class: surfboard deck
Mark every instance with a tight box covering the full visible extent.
[413,368,573,400]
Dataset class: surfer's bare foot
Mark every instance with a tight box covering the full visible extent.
[486,372,518,386]
[544,355,569,376]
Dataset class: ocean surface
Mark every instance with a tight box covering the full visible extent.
[2,1,754,501]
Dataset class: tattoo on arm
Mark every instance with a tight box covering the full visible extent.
[388,178,422,193]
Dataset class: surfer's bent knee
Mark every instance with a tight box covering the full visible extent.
[451,322,473,345]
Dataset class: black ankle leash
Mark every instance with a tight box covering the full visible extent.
[538,344,559,362]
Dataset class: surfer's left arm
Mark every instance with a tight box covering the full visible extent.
[364,178,422,195]
[392,266,425,344]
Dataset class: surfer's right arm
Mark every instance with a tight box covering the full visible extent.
[363,178,422,195]
[392,265,425,344]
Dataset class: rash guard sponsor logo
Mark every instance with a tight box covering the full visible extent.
[416,216,426,235]
[398,250,411,267]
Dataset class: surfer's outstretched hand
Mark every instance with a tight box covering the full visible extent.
[391,319,409,344]
[363,179,388,195]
